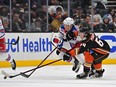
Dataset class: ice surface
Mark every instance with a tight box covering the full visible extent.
[0,65,116,87]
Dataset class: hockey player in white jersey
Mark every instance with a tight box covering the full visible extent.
[0,17,16,70]
[52,17,85,72]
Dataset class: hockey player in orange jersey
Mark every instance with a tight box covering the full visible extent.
[63,28,110,79]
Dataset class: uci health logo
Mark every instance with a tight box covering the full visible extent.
[6,38,52,52]
[100,35,116,53]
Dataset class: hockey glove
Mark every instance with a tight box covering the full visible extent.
[56,48,61,55]
[66,31,75,41]
[53,36,60,44]
[63,52,71,61]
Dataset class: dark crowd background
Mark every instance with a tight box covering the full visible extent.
[0,0,116,33]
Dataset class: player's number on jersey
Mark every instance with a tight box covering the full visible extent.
[95,38,104,47]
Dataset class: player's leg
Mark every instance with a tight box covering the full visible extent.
[72,58,81,72]
[89,53,109,78]
[56,41,81,73]
[76,51,94,79]
[0,53,16,70]
[0,37,16,70]
[6,54,16,70]
[90,63,105,78]
[72,53,85,73]
[57,48,81,73]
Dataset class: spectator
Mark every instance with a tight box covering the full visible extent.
[103,8,116,23]
[93,17,101,27]
[93,8,103,23]
[73,6,86,24]
[3,17,10,32]
[49,0,59,5]
[0,6,9,17]
[0,6,10,31]
[80,15,91,31]
[110,16,116,32]
[33,18,42,32]
[78,0,91,9]
[93,15,109,32]
[0,0,114,33]
[93,17,102,32]
[103,15,113,32]
[48,5,65,16]
[48,5,67,32]
[36,5,50,32]
[94,0,107,9]
[94,23,108,32]
[12,13,25,32]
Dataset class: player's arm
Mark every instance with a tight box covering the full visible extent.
[66,32,91,55]
[53,27,66,55]
[62,32,90,60]
[66,30,78,41]
[80,32,92,43]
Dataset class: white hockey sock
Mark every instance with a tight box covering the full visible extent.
[58,52,65,59]
[75,54,85,64]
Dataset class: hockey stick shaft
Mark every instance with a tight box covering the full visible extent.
[2,59,62,79]
[0,36,19,45]
[20,33,58,78]
[20,58,62,77]
[20,46,57,78]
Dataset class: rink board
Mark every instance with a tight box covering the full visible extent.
[0,59,116,68]
[0,33,116,67]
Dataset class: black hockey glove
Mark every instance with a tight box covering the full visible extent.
[56,48,61,55]
[63,52,71,61]
[66,31,75,41]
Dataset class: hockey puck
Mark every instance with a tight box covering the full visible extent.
[4,76,7,79]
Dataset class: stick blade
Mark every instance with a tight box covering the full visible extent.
[13,36,19,45]
[20,72,29,78]
[1,70,10,78]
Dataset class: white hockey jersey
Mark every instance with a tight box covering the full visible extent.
[0,19,5,38]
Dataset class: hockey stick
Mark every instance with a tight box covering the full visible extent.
[20,33,57,78]
[1,59,62,79]
[0,36,19,45]
[1,33,59,79]
[20,32,82,78]
[20,46,57,78]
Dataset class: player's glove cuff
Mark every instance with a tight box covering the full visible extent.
[56,48,61,55]
[66,31,75,41]
[63,52,71,61]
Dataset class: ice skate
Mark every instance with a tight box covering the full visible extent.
[89,69,105,78]
[76,72,88,79]
[10,59,16,70]
[72,58,81,73]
